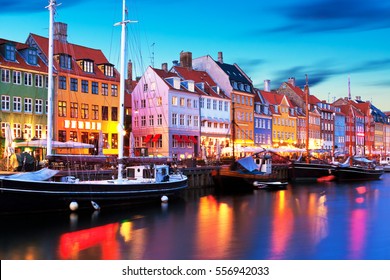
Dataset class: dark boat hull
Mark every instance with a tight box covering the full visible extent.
[333,167,384,181]
[0,178,188,215]
[289,162,335,182]
[212,165,286,192]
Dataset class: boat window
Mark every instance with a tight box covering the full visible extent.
[143,168,154,179]
[126,168,135,178]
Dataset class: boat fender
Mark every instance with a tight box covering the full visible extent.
[69,201,78,211]
[161,195,168,203]
[91,201,100,210]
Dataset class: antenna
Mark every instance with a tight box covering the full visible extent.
[348,75,351,100]
[150,42,155,67]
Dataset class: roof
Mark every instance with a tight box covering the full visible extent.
[29,34,119,81]
[0,38,48,73]
[216,61,253,93]
[172,66,228,98]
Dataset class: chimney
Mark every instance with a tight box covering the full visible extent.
[54,22,68,43]
[180,51,192,69]
[162,62,168,72]
[264,79,271,92]
[127,60,133,81]
[172,60,179,66]
[218,51,223,63]
[287,77,295,87]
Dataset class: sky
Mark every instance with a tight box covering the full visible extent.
[1,0,389,110]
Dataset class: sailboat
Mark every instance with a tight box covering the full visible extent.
[0,0,188,215]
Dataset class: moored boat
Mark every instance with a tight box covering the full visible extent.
[333,156,384,181]
[288,156,336,182]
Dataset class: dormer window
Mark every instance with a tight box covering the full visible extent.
[59,54,72,69]
[104,65,114,77]
[27,49,37,65]
[83,60,94,73]
[4,44,16,61]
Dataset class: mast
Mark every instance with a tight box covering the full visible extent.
[232,101,235,159]
[46,0,56,156]
[304,75,310,163]
[115,0,137,181]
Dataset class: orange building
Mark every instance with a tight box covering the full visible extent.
[27,23,120,155]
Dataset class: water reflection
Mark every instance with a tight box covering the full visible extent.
[1,175,390,260]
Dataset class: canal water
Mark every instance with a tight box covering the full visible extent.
[1,174,390,260]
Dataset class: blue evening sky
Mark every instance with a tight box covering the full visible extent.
[1,0,389,110]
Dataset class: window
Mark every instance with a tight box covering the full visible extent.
[101,83,108,96]
[213,100,217,110]
[58,130,66,142]
[200,98,204,108]
[13,97,21,112]
[27,49,37,65]
[24,124,32,139]
[111,134,118,149]
[141,116,146,126]
[179,114,185,126]
[1,95,10,111]
[91,105,99,120]
[70,78,78,92]
[69,131,77,141]
[180,97,185,107]
[24,98,32,113]
[24,73,32,86]
[104,65,114,77]
[111,84,118,96]
[13,71,21,85]
[187,115,192,126]
[83,60,94,73]
[149,115,154,126]
[70,102,78,118]
[59,54,72,69]
[59,76,67,90]
[194,116,199,127]
[206,99,211,109]
[35,74,43,88]
[111,107,118,121]
[35,99,43,114]
[5,44,16,61]
[219,101,223,111]
[134,116,139,127]
[141,99,146,108]
[58,101,67,117]
[193,99,198,109]
[172,113,177,126]
[157,97,162,106]
[81,103,89,119]
[172,96,178,106]
[1,69,10,83]
[92,82,98,94]
[157,114,162,126]
[35,124,43,139]
[13,123,22,138]
[102,106,108,120]
[81,80,89,93]
[143,84,148,92]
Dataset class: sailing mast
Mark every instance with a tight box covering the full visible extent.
[115,0,137,181]
[304,75,310,163]
[46,0,56,156]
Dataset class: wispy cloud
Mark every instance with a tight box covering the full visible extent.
[0,0,88,14]
[272,0,390,33]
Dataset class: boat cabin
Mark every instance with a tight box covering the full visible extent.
[125,164,170,182]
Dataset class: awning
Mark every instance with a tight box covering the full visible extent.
[181,135,190,143]
[189,136,197,143]
[173,135,182,142]
[151,134,161,142]
[144,134,153,143]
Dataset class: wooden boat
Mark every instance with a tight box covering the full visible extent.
[288,156,336,182]
[0,0,188,215]
[333,156,384,181]
[212,150,288,192]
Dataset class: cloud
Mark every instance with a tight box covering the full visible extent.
[271,0,390,33]
[236,58,266,71]
[0,0,88,14]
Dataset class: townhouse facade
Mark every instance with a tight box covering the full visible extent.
[26,22,121,155]
[0,38,48,158]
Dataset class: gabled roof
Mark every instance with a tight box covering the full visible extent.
[172,66,228,99]
[29,34,119,81]
[216,61,253,93]
[0,38,48,73]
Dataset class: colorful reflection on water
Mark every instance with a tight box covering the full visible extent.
[2,174,390,260]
